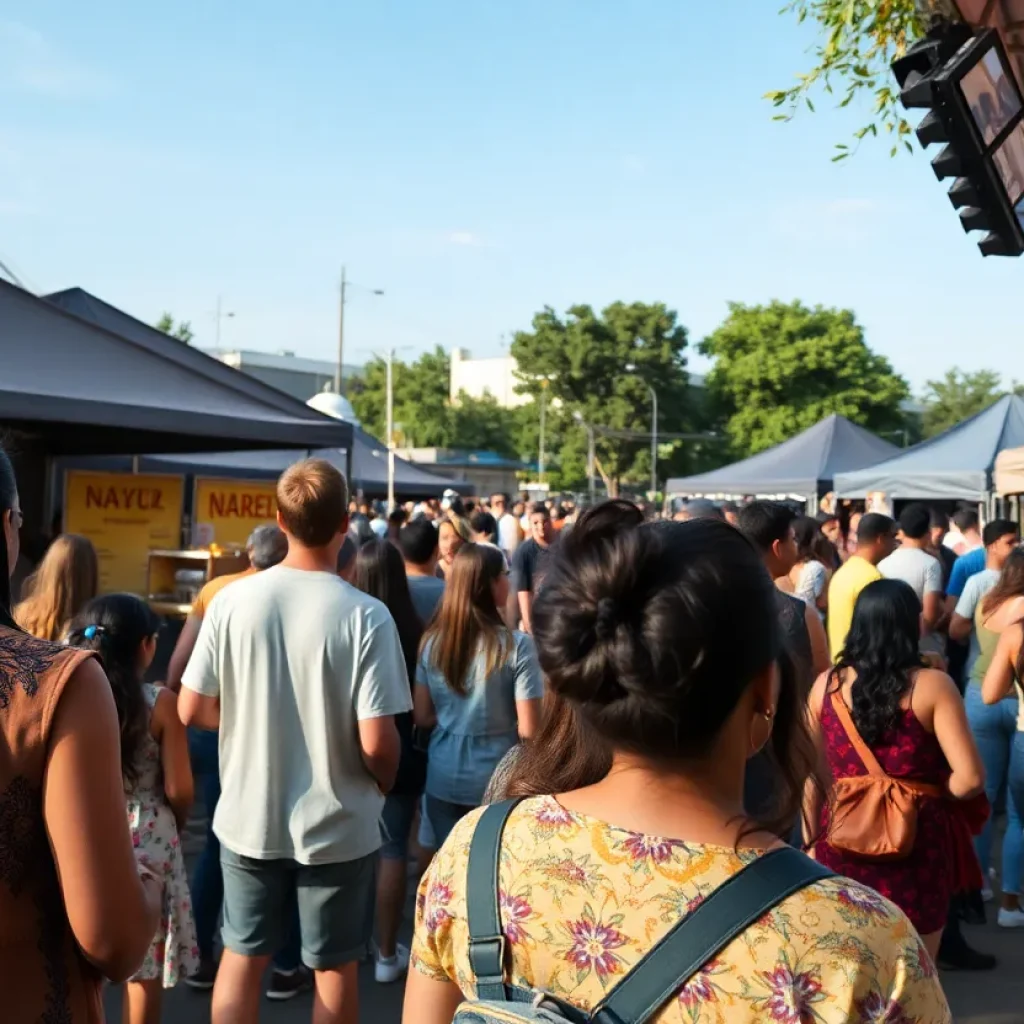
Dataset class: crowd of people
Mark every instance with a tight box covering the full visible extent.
[3,439,1024,1022]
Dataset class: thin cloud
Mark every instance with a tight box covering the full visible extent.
[621,154,647,175]
[0,21,114,98]
[446,230,486,247]
[774,197,882,242]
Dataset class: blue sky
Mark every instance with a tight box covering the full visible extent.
[1,2,1020,393]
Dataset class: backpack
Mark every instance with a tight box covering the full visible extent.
[826,691,944,861]
[455,799,832,1024]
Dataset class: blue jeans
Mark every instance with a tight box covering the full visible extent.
[424,796,476,848]
[188,728,302,969]
[965,685,1024,895]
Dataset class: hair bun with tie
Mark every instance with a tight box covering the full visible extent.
[594,597,618,641]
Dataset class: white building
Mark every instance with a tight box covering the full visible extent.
[449,348,531,408]
[205,348,363,403]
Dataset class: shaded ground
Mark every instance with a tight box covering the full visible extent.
[102,811,1024,1022]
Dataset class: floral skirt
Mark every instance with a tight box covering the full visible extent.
[129,800,200,986]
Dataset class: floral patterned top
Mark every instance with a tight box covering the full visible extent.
[411,796,952,1024]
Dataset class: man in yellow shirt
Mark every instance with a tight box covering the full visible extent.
[827,512,897,661]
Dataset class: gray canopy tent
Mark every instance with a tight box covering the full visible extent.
[665,414,899,500]
[835,395,1024,501]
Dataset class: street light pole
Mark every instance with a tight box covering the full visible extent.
[335,267,347,395]
[650,385,658,500]
[538,379,548,483]
[574,410,596,505]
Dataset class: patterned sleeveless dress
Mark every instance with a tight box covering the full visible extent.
[128,684,199,985]
[0,632,104,1023]
[814,692,954,935]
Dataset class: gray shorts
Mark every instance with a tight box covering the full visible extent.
[220,847,375,970]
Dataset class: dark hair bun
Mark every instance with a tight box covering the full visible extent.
[532,504,781,760]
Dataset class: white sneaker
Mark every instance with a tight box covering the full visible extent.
[375,944,410,984]
[997,908,1024,928]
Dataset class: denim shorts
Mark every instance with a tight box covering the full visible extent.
[220,848,375,970]
[380,793,418,861]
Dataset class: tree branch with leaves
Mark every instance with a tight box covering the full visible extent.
[766,0,957,159]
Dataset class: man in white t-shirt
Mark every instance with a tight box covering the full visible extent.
[179,459,411,1024]
[879,503,945,654]
[490,491,522,557]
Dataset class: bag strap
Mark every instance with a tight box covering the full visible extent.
[591,847,832,1024]
[830,690,887,778]
[466,797,525,1002]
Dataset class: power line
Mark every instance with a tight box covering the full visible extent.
[592,425,723,442]
[0,255,28,290]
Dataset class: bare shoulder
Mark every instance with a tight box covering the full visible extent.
[150,685,177,733]
[912,667,960,706]
[808,670,831,716]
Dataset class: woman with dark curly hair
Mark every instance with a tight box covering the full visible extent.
[405,503,952,1024]
[807,578,985,959]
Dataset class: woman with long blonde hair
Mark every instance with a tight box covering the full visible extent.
[15,534,99,641]
[414,543,544,844]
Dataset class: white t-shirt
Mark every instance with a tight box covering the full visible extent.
[880,547,945,653]
[496,512,521,555]
[182,565,413,865]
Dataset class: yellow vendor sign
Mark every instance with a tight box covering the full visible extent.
[193,478,278,548]
[64,471,184,594]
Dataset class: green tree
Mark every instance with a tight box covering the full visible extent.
[154,312,194,343]
[510,302,693,496]
[766,0,946,158]
[921,367,1021,437]
[699,300,909,457]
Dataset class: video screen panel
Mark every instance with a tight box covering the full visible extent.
[960,47,1022,146]
[992,121,1024,207]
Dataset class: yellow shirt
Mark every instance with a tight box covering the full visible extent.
[411,797,950,1023]
[190,567,257,619]
[827,556,882,661]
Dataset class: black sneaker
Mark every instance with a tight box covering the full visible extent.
[266,967,313,1002]
[185,958,217,991]
[936,941,997,972]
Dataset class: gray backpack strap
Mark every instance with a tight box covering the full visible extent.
[592,847,832,1024]
[466,798,525,1002]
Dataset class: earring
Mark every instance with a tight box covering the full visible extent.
[762,708,775,722]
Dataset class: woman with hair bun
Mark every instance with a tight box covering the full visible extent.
[808,578,985,959]
[405,502,951,1024]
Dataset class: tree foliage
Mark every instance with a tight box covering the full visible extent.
[767,0,943,158]
[699,300,909,457]
[154,312,195,343]
[510,302,697,495]
[921,367,1024,437]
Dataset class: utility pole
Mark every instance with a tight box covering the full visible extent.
[386,347,395,512]
[335,267,347,395]
[214,294,234,346]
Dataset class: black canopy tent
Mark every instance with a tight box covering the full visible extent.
[0,279,353,548]
[121,423,466,501]
[665,414,899,500]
